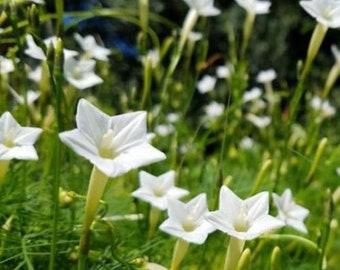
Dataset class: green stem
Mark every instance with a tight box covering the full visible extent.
[78,166,108,270]
[240,12,255,60]
[250,159,272,196]
[289,23,327,125]
[170,238,190,270]
[224,237,245,270]
[0,160,10,188]
[148,206,160,239]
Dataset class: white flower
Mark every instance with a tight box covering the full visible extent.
[204,101,225,118]
[216,65,232,79]
[0,112,42,160]
[0,56,15,74]
[256,69,277,84]
[188,31,203,42]
[59,99,166,178]
[154,124,175,137]
[235,0,271,14]
[28,65,42,82]
[300,0,340,28]
[25,34,78,61]
[206,186,284,240]
[310,95,336,119]
[246,114,271,128]
[239,136,254,149]
[64,57,103,90]
[242,87,262,103]
[131,170,189,211]
[44,36,78,59]
[74,33,111,61]
[183,0,221,17]
[197,75,217,94]
[166,113,180,123]
[272,189,309,234]
[9,87,40,105]
[159,193,215,244]
[24,35,47,60]
[142,49,160,69]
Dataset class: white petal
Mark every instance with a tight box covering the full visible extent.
[14,127,42,145]
[59,129,99,160]
[1,146,39,160]
[111,111,147,153]
[75,99,111,146]
[246,192,269,223]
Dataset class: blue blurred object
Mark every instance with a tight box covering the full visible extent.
[64,0,138,57]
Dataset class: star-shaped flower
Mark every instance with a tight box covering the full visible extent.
[206,186,284,240]
[0,112,42,160]
[272,189,310,233]
[59,99,166,177]
[235,0,271,14]
[300,0,340,28]
[74,33,111,61]
[132,170,189,210]
[159,193,215,244]
[183,0,221,16]
[24,34,78,61]
[64,57,103,90]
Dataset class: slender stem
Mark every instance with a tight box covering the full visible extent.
[224,237,245,270]
[0,160,10,188]
[78,166,108,270]
[240,12,255,60]
[288,23,327,125]
[148,206,160,239]
[170,238,190,270]
[250,159,272,196]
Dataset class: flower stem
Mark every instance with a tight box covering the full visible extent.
[148,206,160,239]
[240,12,255,60]
[288,23,327,125]
[78,166,108,270]
[170,238,190,270]
[224,237,245,270]
[0,160,10,189]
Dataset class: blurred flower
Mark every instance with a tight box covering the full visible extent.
[206,186,284,240]
[187,31,203,42]
[159,193,215,244]
[216,64,232,79]
[9,87,40,105]
[59,99,166,177]
[310,95,336,121]
[131,170,189,211]
[256,69,277,84]
[74,33,111,61]
[235,0,271,14]
[197,75,217,94]
[0,56,15,74]
[142,49,160,69]
[242,87,262,103]
[64,57,103,90]
[300,0,340,28]
[155,124,175,137]
[25,34,78,61]
[239,136,254,149]
[246,114,271,128]
[28,66,42,82]
[204,101,225,119]
[183,0,221,17]
[0,112,42,160]
[272,189,309,233]
[166,113,180,123]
